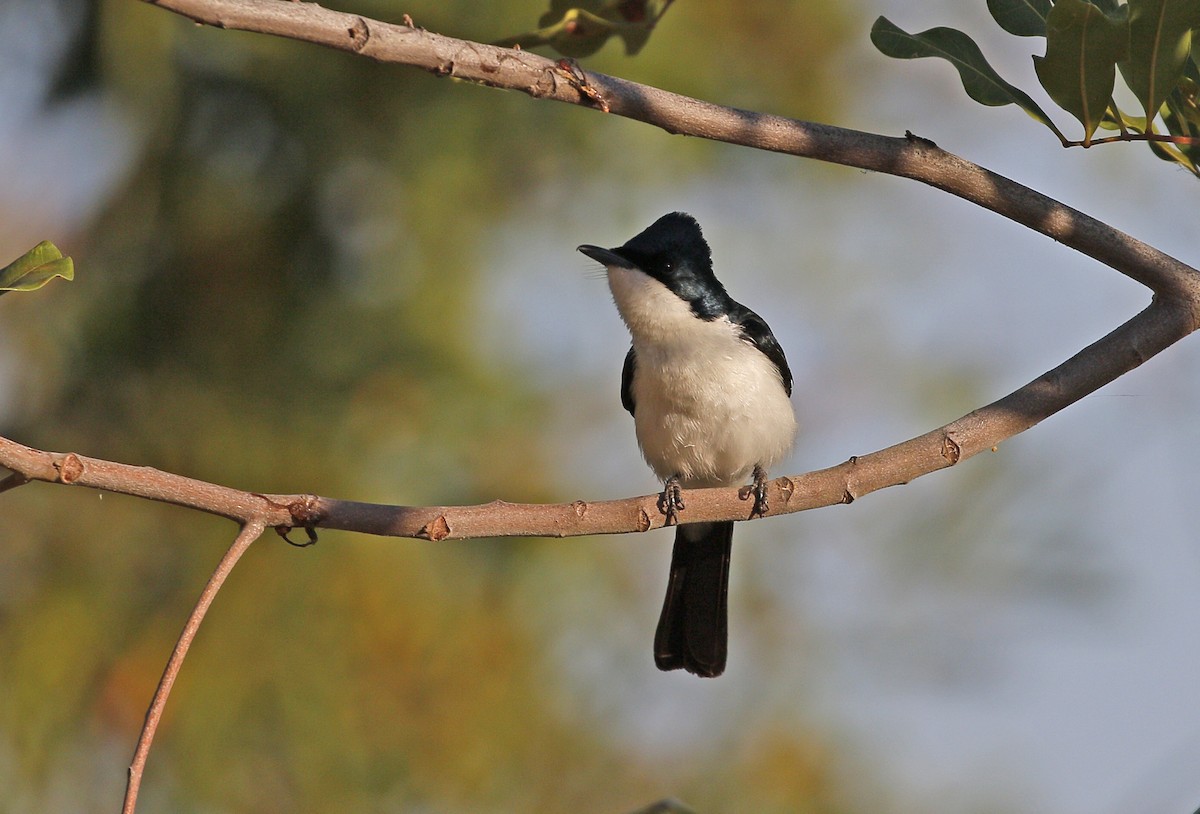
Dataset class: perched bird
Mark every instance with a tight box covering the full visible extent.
[578,212,797,677]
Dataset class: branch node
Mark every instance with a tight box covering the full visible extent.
[842,457,860,503]
[571,500,588,518]
[552,58,610,112]
[347,16,369,51]
[54,453,85,484]
[636,507,652,532]
[287,494,325,527]
[776,476,795,505]
[904,130,939,149]
[419,514,452,541]
[941,433,962,465]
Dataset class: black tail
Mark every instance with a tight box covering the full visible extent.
[653,521,733,678]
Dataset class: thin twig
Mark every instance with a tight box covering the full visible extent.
[1065,132,1200,148]
[122,521,266,814]
[652,0,676,27]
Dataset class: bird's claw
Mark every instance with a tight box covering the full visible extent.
[739,465,770,518]
[658,476,685,525]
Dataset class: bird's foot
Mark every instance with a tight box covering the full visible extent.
[658,476,685,525]
[738,465,770,518]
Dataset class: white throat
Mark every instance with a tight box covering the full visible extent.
[606,265,702,344]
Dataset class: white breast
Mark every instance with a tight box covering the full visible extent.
[607,266,798,488]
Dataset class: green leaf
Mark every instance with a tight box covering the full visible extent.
[1103,108,1151,130]
[494,1,672,57]
[1122,0,1200,121]
[1186,51,1200,81]
[988,0,1053,37]
[0,241,74,295]
[1033,0,1129,143]
[871,17,1065,139]
[493,9,610,57]
[1170,74,1200,125]
[1146,129,1198,173]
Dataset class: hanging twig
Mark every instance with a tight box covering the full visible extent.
[122,521,266,814]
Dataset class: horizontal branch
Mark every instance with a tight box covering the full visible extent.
[1,295,1193,540]
[106,0,1200,537]
[0,2,1193,543]
[4,0,1189,541]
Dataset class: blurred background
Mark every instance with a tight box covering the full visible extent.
[1,0,1199,812]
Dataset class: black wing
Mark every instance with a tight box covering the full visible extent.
[620,345,637,416]
[729,302,792,396]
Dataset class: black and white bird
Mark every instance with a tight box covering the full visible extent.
[578,212,797,677]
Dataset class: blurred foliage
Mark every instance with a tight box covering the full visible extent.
[493,0,675,57]
[874,0,1200,175]
[0,0,865,812]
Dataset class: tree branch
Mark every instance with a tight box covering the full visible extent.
[0,0,1197,541]
[122,521,265,814]
[0,0,1185,542]
[0,288,1192,540]
[142,0,1200,303]
[22,6,1188,811]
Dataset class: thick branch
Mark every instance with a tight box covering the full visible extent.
[1,297,1193,540]
[0,0,1154,540]
[12,0,1193,540]
[142,0,1200,304]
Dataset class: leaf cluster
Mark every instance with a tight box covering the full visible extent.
[873,0,1200,175]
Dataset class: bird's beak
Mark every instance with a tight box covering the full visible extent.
[577,244,635,269]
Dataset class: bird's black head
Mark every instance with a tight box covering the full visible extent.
[580,212,731,320]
